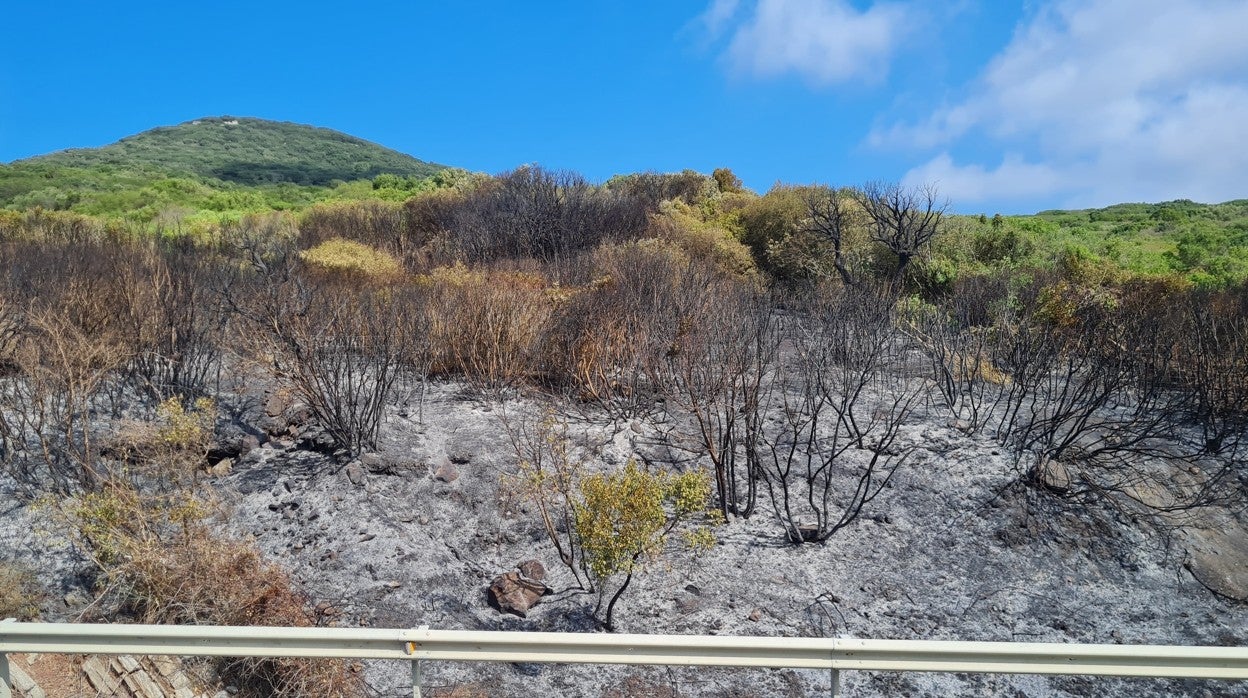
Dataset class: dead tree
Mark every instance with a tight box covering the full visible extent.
[803,186,862,287]
[852,182,947,283]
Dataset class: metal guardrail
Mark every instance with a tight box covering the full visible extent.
[2,621,1246,697]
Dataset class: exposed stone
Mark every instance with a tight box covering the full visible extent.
[1185,524,1248,602]
[63,589,90,607]
[111,654,142,674]
[487,571,550,617]
[787,524,822,544]
[345,462,366,486]
[265,392,290,418]
[123,669,165,698]
[517,559,546,582]
[153,656,179,678]
[82,656,122,694]
[10,664,43,698]
[358,452,389,473]
[675,594,702,614]
[240,434,262,455]
[207,458,233,477]
[748,608,763,622]
[1036,457,1072,493]
[434,461,460,483]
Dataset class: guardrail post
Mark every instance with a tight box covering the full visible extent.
[0,654,11,698]
[0,618,13,698]
[830,668,841,697]
[411,659,422,698]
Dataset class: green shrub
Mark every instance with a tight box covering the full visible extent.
[573,461,717,631]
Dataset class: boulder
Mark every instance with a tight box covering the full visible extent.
[517,559,546,582]
[487,571,550,617]
[1185,524,1248,602]
[240,434,262,455]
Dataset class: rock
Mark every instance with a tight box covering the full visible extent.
[123,669,165,698]
[487,571,550,617]
[240,434,262,455]
[358,452,390,474]
[10,664,43,698]
[683,584,701,596]
[265,392,289,417]
[1036,457,1072,493]
[434,462,460,483]
[63,589,90,607]
[152,656,179,678]
[748,608,763,622]
[786,524,821,544]
[675,593,702,614]
[446,444,474,464]
[82,656,121,694]
[630,421,643,434]
[112,654,141,673]
[359,533,376,542]
[208,458,233,477]
[1185,524,1248,602]
[517,559,546,582]
[345,462,366,486]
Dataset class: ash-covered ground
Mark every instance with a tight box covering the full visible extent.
[2,376,1245,697]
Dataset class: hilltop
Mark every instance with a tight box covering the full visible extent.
[15,116,443,186]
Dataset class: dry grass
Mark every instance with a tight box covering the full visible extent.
[416,263,554,386]
[300,237,403,280]
[0,560,43,619]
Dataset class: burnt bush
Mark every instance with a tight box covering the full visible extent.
[235,268,404,456]
[759,283,921,544]
[449,166,649,268]
[664,284,775,520]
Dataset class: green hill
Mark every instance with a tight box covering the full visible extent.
[16,116,443,186]
[0,117,453,219]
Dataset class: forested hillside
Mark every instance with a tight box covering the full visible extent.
[0,117,450,222]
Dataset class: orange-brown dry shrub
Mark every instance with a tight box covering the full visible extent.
[544,240,727,409]
[416,263,555,387]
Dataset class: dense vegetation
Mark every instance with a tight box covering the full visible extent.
[19,116,442,184]
[0,116,451,225]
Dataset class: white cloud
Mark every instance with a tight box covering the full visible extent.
[882,0,1248,208]
[711,0,908,85]
[700,0,741,37]
[902,153,1066,204]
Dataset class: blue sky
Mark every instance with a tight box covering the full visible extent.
[1,0,1245,213]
